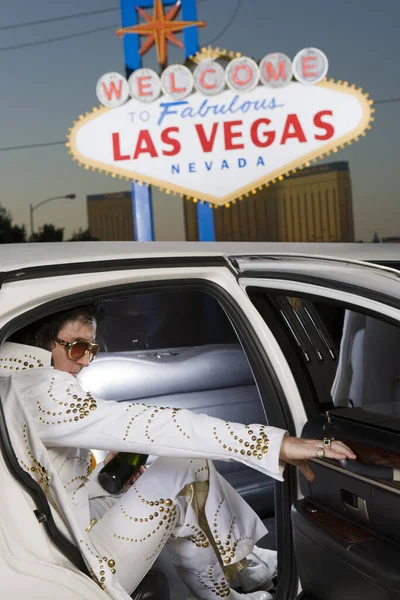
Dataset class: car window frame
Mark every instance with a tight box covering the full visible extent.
[242,278,400,420]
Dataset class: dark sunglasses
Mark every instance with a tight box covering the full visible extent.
[55,337,100,362]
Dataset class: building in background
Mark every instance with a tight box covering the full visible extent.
[87,162,354,243]
[185,161,354,242]
[87,192,134,241]
[87,189,186,242]
[382,236,400,243]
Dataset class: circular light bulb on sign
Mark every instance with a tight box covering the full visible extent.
[225,57,260,93]
[193,60,226,96]
[161,64,194,99]
[292,47,329,84]
[259,53,292,88]
[128,68,161,103]
[96,72,130,108]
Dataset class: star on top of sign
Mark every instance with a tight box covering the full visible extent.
[116,0,206,66]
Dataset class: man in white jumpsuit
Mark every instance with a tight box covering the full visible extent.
[0,305,355,600]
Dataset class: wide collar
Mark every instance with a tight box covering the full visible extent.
[0,342,52,374]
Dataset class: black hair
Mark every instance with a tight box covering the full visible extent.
[8,303,106,351]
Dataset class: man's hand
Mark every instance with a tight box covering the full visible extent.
[279,436,356,482]
[104,451,147,492]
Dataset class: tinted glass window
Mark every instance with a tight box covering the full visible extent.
[101,290,238,352]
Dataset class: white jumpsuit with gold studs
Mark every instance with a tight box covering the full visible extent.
[0,342,286,600]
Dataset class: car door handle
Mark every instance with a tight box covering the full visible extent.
[340,459,400,481]
[341,490,370,523]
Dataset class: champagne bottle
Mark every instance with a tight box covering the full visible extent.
[98,452,148,494]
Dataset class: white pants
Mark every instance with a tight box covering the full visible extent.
[89,458,267,599]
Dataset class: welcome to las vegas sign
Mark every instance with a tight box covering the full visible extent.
[67,47,373,207]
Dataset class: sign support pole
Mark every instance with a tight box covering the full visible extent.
[197,203,215,241]
[120,0,155,241]
[119,0,215,242]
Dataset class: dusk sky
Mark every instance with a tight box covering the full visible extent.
[0,0,398,241]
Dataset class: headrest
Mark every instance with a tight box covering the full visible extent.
[77,344,254,401]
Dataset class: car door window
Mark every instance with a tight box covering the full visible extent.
[248,288,400,419]
[100,290,238,352]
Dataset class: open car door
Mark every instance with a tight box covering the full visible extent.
[234,253,400,600]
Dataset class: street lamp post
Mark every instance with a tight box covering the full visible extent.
[30,194,76,239]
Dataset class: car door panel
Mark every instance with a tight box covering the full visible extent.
[295,412,400,599]
[292,499,400,600]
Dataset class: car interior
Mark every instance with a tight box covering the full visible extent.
[79,285,400,599]
[78,290,277,599]
[5,280,400,600]
[248,288,400,600]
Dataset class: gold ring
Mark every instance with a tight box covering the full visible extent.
[316,447,325,459]
[322,437,335,449]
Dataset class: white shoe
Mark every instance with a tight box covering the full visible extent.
[237,546,277,593]
[189,590,272,599]
[249,546,278,581]
[230,590,273,599]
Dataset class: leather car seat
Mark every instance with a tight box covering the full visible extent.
[332,310,400,411]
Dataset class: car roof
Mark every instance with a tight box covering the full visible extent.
[1,241,399,272]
